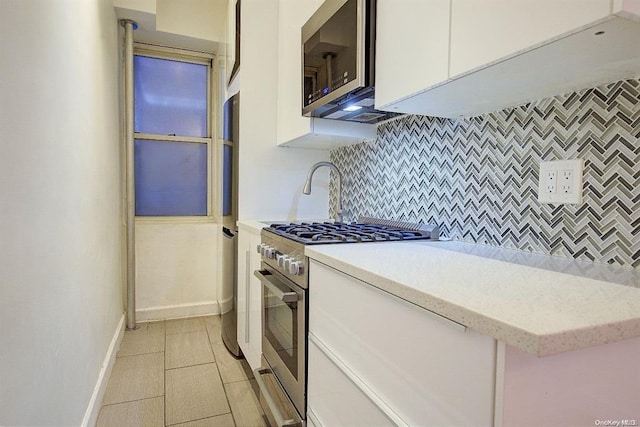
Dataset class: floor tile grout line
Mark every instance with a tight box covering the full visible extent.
[164,412,234,427]
[204,314,236,424]
[165,329,206,336]
[101,393,165,408]
[164,328,216,370]
[166,329,210,337]
[203,316,259,407]
[219,367,239,427]
[165,316,208,336]
[222,376,255,385]
[202,314,218,363]
[116,350,164,358]
[165,360,219,372]
[115,350,165,359]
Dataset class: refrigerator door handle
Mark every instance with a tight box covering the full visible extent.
[222,227,236,238]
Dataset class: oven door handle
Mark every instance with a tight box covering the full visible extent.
[254,270,299,303]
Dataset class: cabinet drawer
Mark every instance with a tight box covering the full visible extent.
[309,260,496,426]
[308,336,395,427]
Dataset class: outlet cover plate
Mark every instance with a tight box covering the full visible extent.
[538,159,584,204]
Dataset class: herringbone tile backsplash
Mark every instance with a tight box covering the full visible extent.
[330,77,639,268]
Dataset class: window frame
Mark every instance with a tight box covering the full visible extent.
[132,43,220,224]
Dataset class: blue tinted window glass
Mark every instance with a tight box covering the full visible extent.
[222,145,233,216]
[135,140,207,216]
[134,56,208,137]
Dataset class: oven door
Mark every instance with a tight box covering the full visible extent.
[254,265,307,423]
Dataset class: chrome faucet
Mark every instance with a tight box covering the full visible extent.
[302,161,344,223]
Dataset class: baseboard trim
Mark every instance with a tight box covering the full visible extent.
[219,295,233,315]
[82,313,125,427]
[136,301,220,322]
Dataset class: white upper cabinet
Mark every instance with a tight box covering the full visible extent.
[374,0,450,109]
[375,0,640,118]
[276,0,376,149]
[449,0,611,77]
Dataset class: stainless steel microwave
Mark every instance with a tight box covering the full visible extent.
[301,0,398,124]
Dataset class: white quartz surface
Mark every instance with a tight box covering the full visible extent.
[305,241,640,356]
[236,219,268,234]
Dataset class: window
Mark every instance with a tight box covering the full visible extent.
[133,46,214,217]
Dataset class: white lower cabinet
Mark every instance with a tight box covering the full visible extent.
[236,226,263,371]
[308,260,497,426]
[308,258,640,426]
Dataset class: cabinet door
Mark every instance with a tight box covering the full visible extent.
[236,231,251,357]
[236,228,263,371]
[276,0,324,145]
[375,0,450,110]
[450,0,611,77]
[246,231,263,370]
[309,260,496,426]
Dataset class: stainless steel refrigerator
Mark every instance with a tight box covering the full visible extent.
[221,92,241,357]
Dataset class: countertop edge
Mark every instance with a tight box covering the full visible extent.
[305,246,640,357]
[236,220,267,234]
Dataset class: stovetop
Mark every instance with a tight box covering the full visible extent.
[263,218,439,245]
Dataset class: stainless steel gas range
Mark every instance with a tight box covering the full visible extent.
[252,218,439,427]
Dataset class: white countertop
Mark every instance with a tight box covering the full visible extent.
[305,240,640,357]
[236,219,268,234]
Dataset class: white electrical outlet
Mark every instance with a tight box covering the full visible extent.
[538,159,583,204]
[560,170,573,194]
[546,170,557,194]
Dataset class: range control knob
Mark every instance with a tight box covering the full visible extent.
[256,244,263,254]
[265,246,276,259]
[289,260,304,275]
[277,254,289,268]
[260,244,276,259]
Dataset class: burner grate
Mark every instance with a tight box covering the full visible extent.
[265,218,439,245]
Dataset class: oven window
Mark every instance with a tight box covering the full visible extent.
[264,283,298,379]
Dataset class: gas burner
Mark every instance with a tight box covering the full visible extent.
[264,219,439,245]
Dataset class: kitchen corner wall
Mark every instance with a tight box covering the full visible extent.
[1,0,123,425]
[330,77,639,268]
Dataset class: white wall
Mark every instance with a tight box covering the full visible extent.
[0,0,123,425]
[114,0,227,53]
[156,0,226,44]
[238,0,330,221]
[135,223,220,320]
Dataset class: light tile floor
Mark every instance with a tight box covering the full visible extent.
[97,316,268,427]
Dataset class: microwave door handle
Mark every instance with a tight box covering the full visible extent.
[254,270,299,303]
